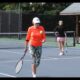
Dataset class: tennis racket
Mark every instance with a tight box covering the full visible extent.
[15,47,28,74]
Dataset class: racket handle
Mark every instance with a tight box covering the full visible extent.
[24,48,27,54]
[20,48,27,60]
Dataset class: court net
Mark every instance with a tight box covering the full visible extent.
[0,31,75,49]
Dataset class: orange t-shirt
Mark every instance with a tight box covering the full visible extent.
[26,25,46,47]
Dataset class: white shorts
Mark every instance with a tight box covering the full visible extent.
[57,37,65,42]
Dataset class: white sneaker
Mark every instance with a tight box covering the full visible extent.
[32,72,36,78]
[32,74,36,78]
[59,52,64,56]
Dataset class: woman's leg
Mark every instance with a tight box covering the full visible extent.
[36,46,42,68]
[32,63,36,77]
[59,41,64,55]
[28,45,37,77]
[31,46,42,77]
[57,41,62,54]
[57,37,65,55]
[57,37,61,51]
[60,38,65,55]
[61,41,65,53]
[31,51,37,77]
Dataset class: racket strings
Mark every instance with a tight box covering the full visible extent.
[16,60,23,73]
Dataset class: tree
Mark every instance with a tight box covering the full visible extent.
[0,2,72,15]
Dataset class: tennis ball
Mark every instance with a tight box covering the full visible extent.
[40,30,43,34]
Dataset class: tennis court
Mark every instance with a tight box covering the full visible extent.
[0,32,80,77]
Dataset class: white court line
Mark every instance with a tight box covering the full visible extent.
[0,50,22,54]
[0,49,30,55]
[41,57,80,61]
[1,56,80,63]
[0,72,16,77]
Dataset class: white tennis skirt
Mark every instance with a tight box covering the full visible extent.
[57,37,65,42]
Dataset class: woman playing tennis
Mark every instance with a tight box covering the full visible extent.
[25,17,46,77]
[55,20,66,56]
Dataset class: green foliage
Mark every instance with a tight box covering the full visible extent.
[0,2,72,15]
